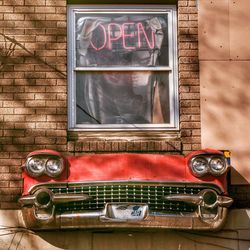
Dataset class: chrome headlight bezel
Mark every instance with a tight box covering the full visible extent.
[189,154,228,177]
[25,155,65,178]
[45,158,65,177]
[26,157,46,177]
[209,156,227,176]
[189,156,209,177]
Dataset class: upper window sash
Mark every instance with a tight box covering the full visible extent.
[70,6,176,71]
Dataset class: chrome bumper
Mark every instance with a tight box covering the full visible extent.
[20,206,229,230]
[19,187,232,230]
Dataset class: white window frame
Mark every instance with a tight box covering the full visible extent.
[67,5,179,131]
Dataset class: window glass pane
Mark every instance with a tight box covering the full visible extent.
[75,13,169,67]
[76,72,170,125]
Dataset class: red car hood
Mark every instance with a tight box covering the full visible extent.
[67,153,186,182]
[22,152,227,194]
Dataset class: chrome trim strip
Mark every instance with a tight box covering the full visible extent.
[164,190,233,208]
[28,181,224,194]
[164,194,203,205]
[217,196,234,208]
[19,189,91,207]
[19,195,36,207]
[53,193,92,204]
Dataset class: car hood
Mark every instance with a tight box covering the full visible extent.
[67,153,186,182]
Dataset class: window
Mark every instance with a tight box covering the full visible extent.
[68,5,178,130]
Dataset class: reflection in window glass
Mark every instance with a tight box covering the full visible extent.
[76,72,170,125]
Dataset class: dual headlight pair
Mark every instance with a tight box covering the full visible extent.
[25,155,65,178]
[189,155,228,177]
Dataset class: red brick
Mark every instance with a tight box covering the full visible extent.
[9,180,22,188]
[181,122,201,129]
[25,0,45,5]
[45,13,65,21]
[4,115,25,122]
[189,14,198,21]
[56,122,67,129]
[14,6,35,12]
[0,152,10,159]
[57,21,66,28]
[0,166,10,173]
[25,129,46,137]
[4,0,24,5]
[0,159,21,166]
[188,0,197,7]
[4,13,24,20]
[46,130,66,137]
[178,14,188,21]
[55,7,66,13]
[14,93,34,100]
[45,0,66,7]
[35,6,55,13]
[13,137,34,144]
[0,20,15,28]
[178,1,188,7]
[4,129,24,137]
[35,93,56,100]
[14,122,36,129]
[0,93,13,100]
[46,100,66,107]
[25,13,46,21]
[179,7,197,14]
[4,72,24,79]
[181,107,200,114]
[3,101,24,107]
[25,86,45,92]
[14,108,35,115]
[36,108,57,115]
[0,6,14,12]
[25,100,45,107]
[35,137,56,144]
[36,122,56,129]
[47,115,67,122]
[25,115,46,122]
[0,181,9,187]
[25,28,46,35]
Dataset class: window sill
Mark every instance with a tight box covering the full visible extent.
[67,130,182,153]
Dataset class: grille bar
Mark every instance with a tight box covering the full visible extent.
[47,184,208,213]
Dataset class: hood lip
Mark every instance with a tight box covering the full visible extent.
[27,150,64,158]
[185,149,223,160]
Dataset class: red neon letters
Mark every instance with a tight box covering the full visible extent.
[90,22,155,51]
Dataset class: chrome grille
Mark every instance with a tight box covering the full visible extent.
[49,184,207,213]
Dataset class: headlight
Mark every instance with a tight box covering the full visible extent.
[45,158,64,177]
[25,155,65,178]
[26,157,46,177]
[209,156,227,176]
[190,157,209,177]
[189,154,228,177]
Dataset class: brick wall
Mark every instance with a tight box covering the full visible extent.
[0,0,201,209]
[178,0,200,153]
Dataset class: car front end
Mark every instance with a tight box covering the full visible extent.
[19,149,233,230]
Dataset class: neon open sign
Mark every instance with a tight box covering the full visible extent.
[90,22,155,51]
